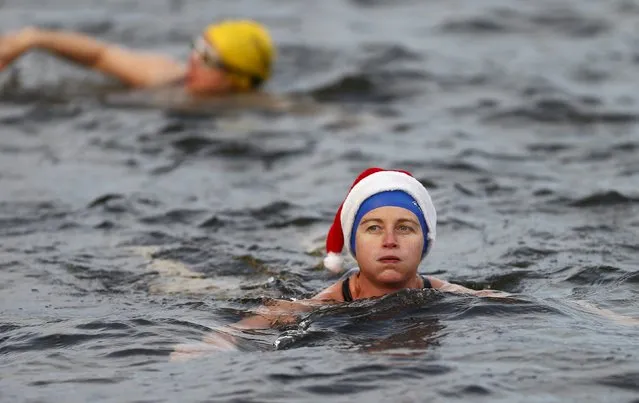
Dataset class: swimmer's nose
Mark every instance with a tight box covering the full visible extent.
[382,230,398,248]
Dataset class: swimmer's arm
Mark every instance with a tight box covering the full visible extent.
[174,300,319,353]
[570,300,639,326]
[232,300,320,329]
[3,27,185,87]
[428,276,511,298]
[171,302,309,360]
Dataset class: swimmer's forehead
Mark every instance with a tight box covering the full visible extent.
[359,207,420,223]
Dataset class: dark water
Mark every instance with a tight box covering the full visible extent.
[2,0,639,402]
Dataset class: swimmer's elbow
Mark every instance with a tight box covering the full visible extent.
[232,314,276,330]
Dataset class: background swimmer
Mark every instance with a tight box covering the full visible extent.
[0,19,275,95]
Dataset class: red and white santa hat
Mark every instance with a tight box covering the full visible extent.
[323,167,437,273]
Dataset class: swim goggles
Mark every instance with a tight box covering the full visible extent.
[191,37,225,70]
[190,36,263,88]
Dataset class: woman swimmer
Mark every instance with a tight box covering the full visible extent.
[170,167,510,359]
[0,20,274,95]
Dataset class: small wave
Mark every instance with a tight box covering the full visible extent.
[244,201,292,217]
[526,142,574,153]
[197,215,227,229]
[562,265,623,285]
[170,136,216,154]
[441,384,492,398]
[309,75,391,103]
[347,0,417,7]
[440,14,515,34]
[432,161,487,174]
[561,150,615,163]
[568,191,639,207]
[529,8,610,38]
[501,246,558,260]
[30,377,125,386]
[87,193,160,212]
[75,321,132,331]
[454,183,476,197]
[167,134,317,165]
[359,42,422,66]
[597,372,639,392]
[572,224,615,232]
[610,142,639,153]
[441,7,609,38]
[105,348,169,358]
[266,217,324,229]
[476,270,542,291]
[220,201,325,230]
[417,177,438,189]
[0,323,21,334]
[625,271,639,284]
[485,98,638,125]
[458,149,530,162]
[479,180,517,197]
[307,45,427,104]
[0,201,71,237]
[1,332,106,354]
[533,188,556,197]
[119,230,182,247]
[139,208,209,226]
[436,217,483,231]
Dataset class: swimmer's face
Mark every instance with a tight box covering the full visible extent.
[354,206,424,285]
[185,38,234,95]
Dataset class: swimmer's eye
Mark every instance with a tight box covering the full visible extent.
[202,53,219,67]
[397,224,417,233]
[365,224,382,233]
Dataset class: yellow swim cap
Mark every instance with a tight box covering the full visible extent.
[204,20,275,91]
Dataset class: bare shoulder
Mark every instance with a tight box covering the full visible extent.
[427,275,476,293]
[311,281,344,302]
[425,276,448,289]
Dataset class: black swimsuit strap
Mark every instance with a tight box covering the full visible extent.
[342,275,431,301]
[342,277,354,302]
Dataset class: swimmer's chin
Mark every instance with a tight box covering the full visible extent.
[372,268,410,284]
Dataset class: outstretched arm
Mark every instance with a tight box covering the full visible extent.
[0,27,185,87]
[428,276,512,298]
[170,299,323,361]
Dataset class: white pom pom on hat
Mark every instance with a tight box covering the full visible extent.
[323,167,437,273]
[323,252,344,274]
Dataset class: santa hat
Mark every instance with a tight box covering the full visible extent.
[323,167,437,273]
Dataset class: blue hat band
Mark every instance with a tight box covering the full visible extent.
[350,190,429,257]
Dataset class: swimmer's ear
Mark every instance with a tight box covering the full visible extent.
[228,73,252,91]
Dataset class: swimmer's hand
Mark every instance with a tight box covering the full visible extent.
[170,332,239,362]
[0,27,39,71]
[470,289,513,298]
